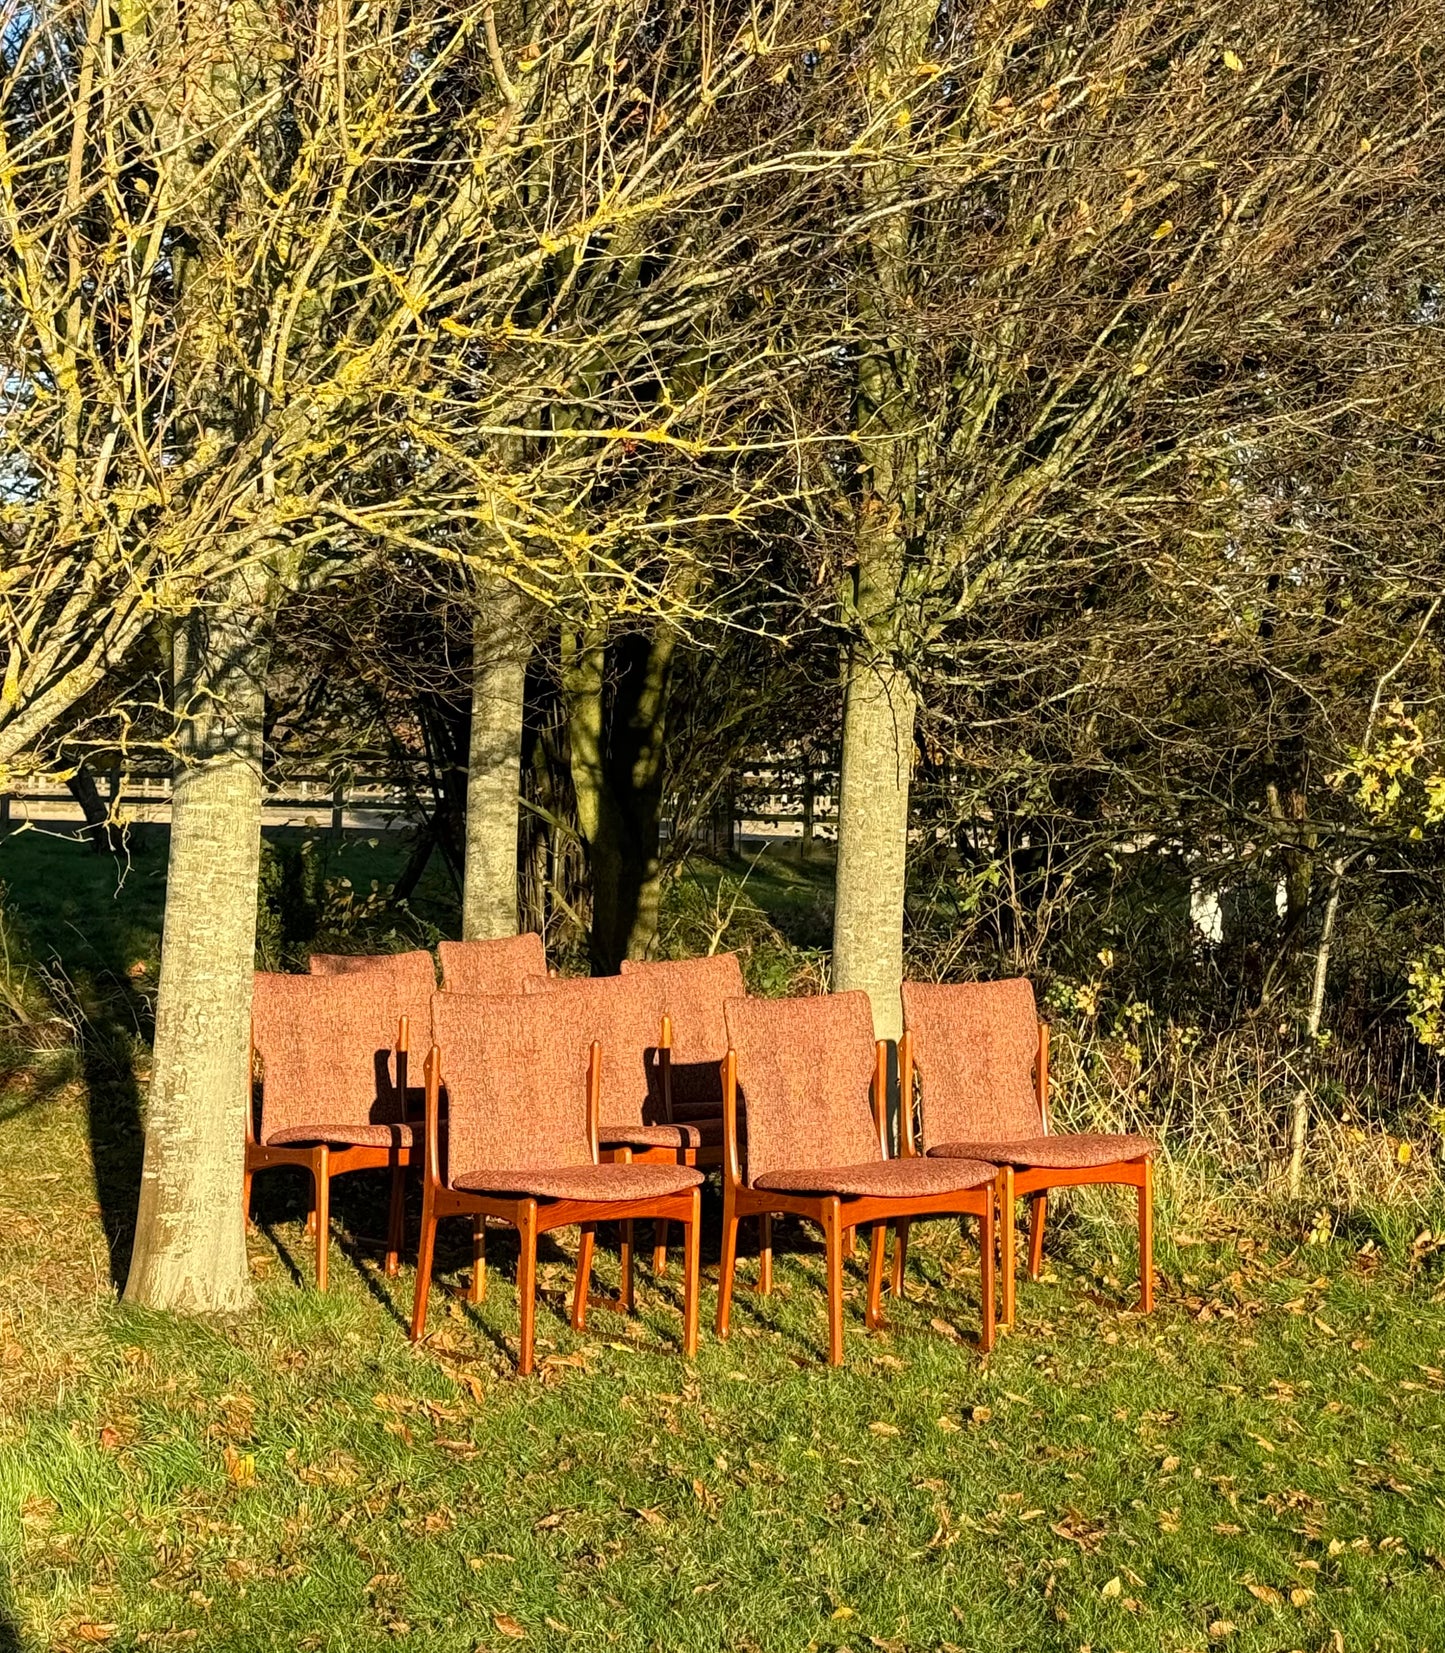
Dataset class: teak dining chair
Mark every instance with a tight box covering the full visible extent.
[411,991,703,1374]
[618,952,745,1270]
[247,963,433,1289]
[899,977,1158,1325]
[437,933,547,995]
[719,992,999,1365]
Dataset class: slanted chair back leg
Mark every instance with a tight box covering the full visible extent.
[999,1166,1016,1329]
[889,1218,911,1298]
[314,1147,331,1292]
[653,1219,670,1278]
[1139,1159,1155,1313]
[470,1215,487,1304]
[572,1225,596,1331]
[979,1196,997,1354]
[385,1153,405,1279]
[823,1197,845,1366]
[757,1213,773,1296]
[865,1223,887,1330]
[516,1200,539,1376]
[717,1183,739,1339]
[1027,1192,1047,1280]
[682,1189,702,1358]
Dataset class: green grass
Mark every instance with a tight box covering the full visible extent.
[3,835,1445,1651]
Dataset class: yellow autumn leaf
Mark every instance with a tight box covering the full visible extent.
[1151,219,1175,240]
[1223,49,1244,71]
[1397,1140,1412,1164]
[1101,1575,1123,1598]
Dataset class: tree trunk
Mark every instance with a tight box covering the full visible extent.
[124,574,271,1313]
[563,619,682,973]
[1286,855,1344,1198]
[829,2,933,1042]
[833,649,916,1041]
[461,581,530,940]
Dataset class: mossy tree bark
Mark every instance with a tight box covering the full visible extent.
[124,570,273,1313]
[462,580,532,940]
[563,618,683,973]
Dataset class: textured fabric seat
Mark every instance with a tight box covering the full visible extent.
[266,1121,416,1149]
[754,1156,996,1198]
[452,1162,702,1201]
[930,1132,1156,1169]
[438,933,547,996]
[598,1117,725,1151]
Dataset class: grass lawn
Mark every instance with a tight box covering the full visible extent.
[2,837,1445,1652]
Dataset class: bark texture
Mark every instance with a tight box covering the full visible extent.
[461,582,531,940]
[564,618,682,973]
[124,575,271,1313]
[830,0,933,1042]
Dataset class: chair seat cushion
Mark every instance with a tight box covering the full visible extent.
[929,1132,1156,1170]
[452,1163,704,1202]
[753,1156,996,1199]
[266,1122,415,1149]
[598,1118,724,1151]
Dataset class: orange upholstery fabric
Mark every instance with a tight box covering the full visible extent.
[723,992,880,1187]
[437,934,547,996]
[522,973,665,1131]
[431,990,595,1188]
[620,953,744,1114]
[252,972,418,1145]
[901,978,1042,1151]
[452,1162,702,1201]
[267,1122,416,1150]
[931,1132,1155,1169]
[598,1119,724,1151]
[753,1156,996,1198]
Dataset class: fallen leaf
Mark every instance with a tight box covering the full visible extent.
[1101,1576,1123,1598]
[935,1416,961,1433]
[70,1627,116,1645]
[1208,1622,1236,1641]
[832,1606,855,1620]
[493,1615,527,1640]
[1246,1583,1283,1606]
[221,1445,255,1486]
[1223,49,1244,70]
[1290,1587,1315,1606]
[868,1421,900,1437]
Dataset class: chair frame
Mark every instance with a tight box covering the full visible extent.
[594,1013,724,1277]
[717,1041,996,1366]
[410,1038,701,1374]
[244,1015,413,1292]
[899,1019,1154,1326]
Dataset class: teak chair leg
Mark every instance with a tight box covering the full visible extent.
[385,1160,406,1279]
[470,1215,487,1305]
[890,1218,911,1297]
[682,1192,701,1357]
[757,1213,773,1295]
[716,1185,739,1339]
[979,1199,997,1355]
[410,1205,437,1343]
[242,1168,253,1233]
[516,1202,539,1376]
[1138,1160,1155,1313]
[314,1149,330,1292]
[1027,1193,1047,1280]
[999,1167,1016,1329]
[619,1220,635,1314]
[865,1222,886,1329]
[653,1218,669,1278]
[823,1199,845,1367]
[843,1225,856,1259]
[573,1225,596,1331]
